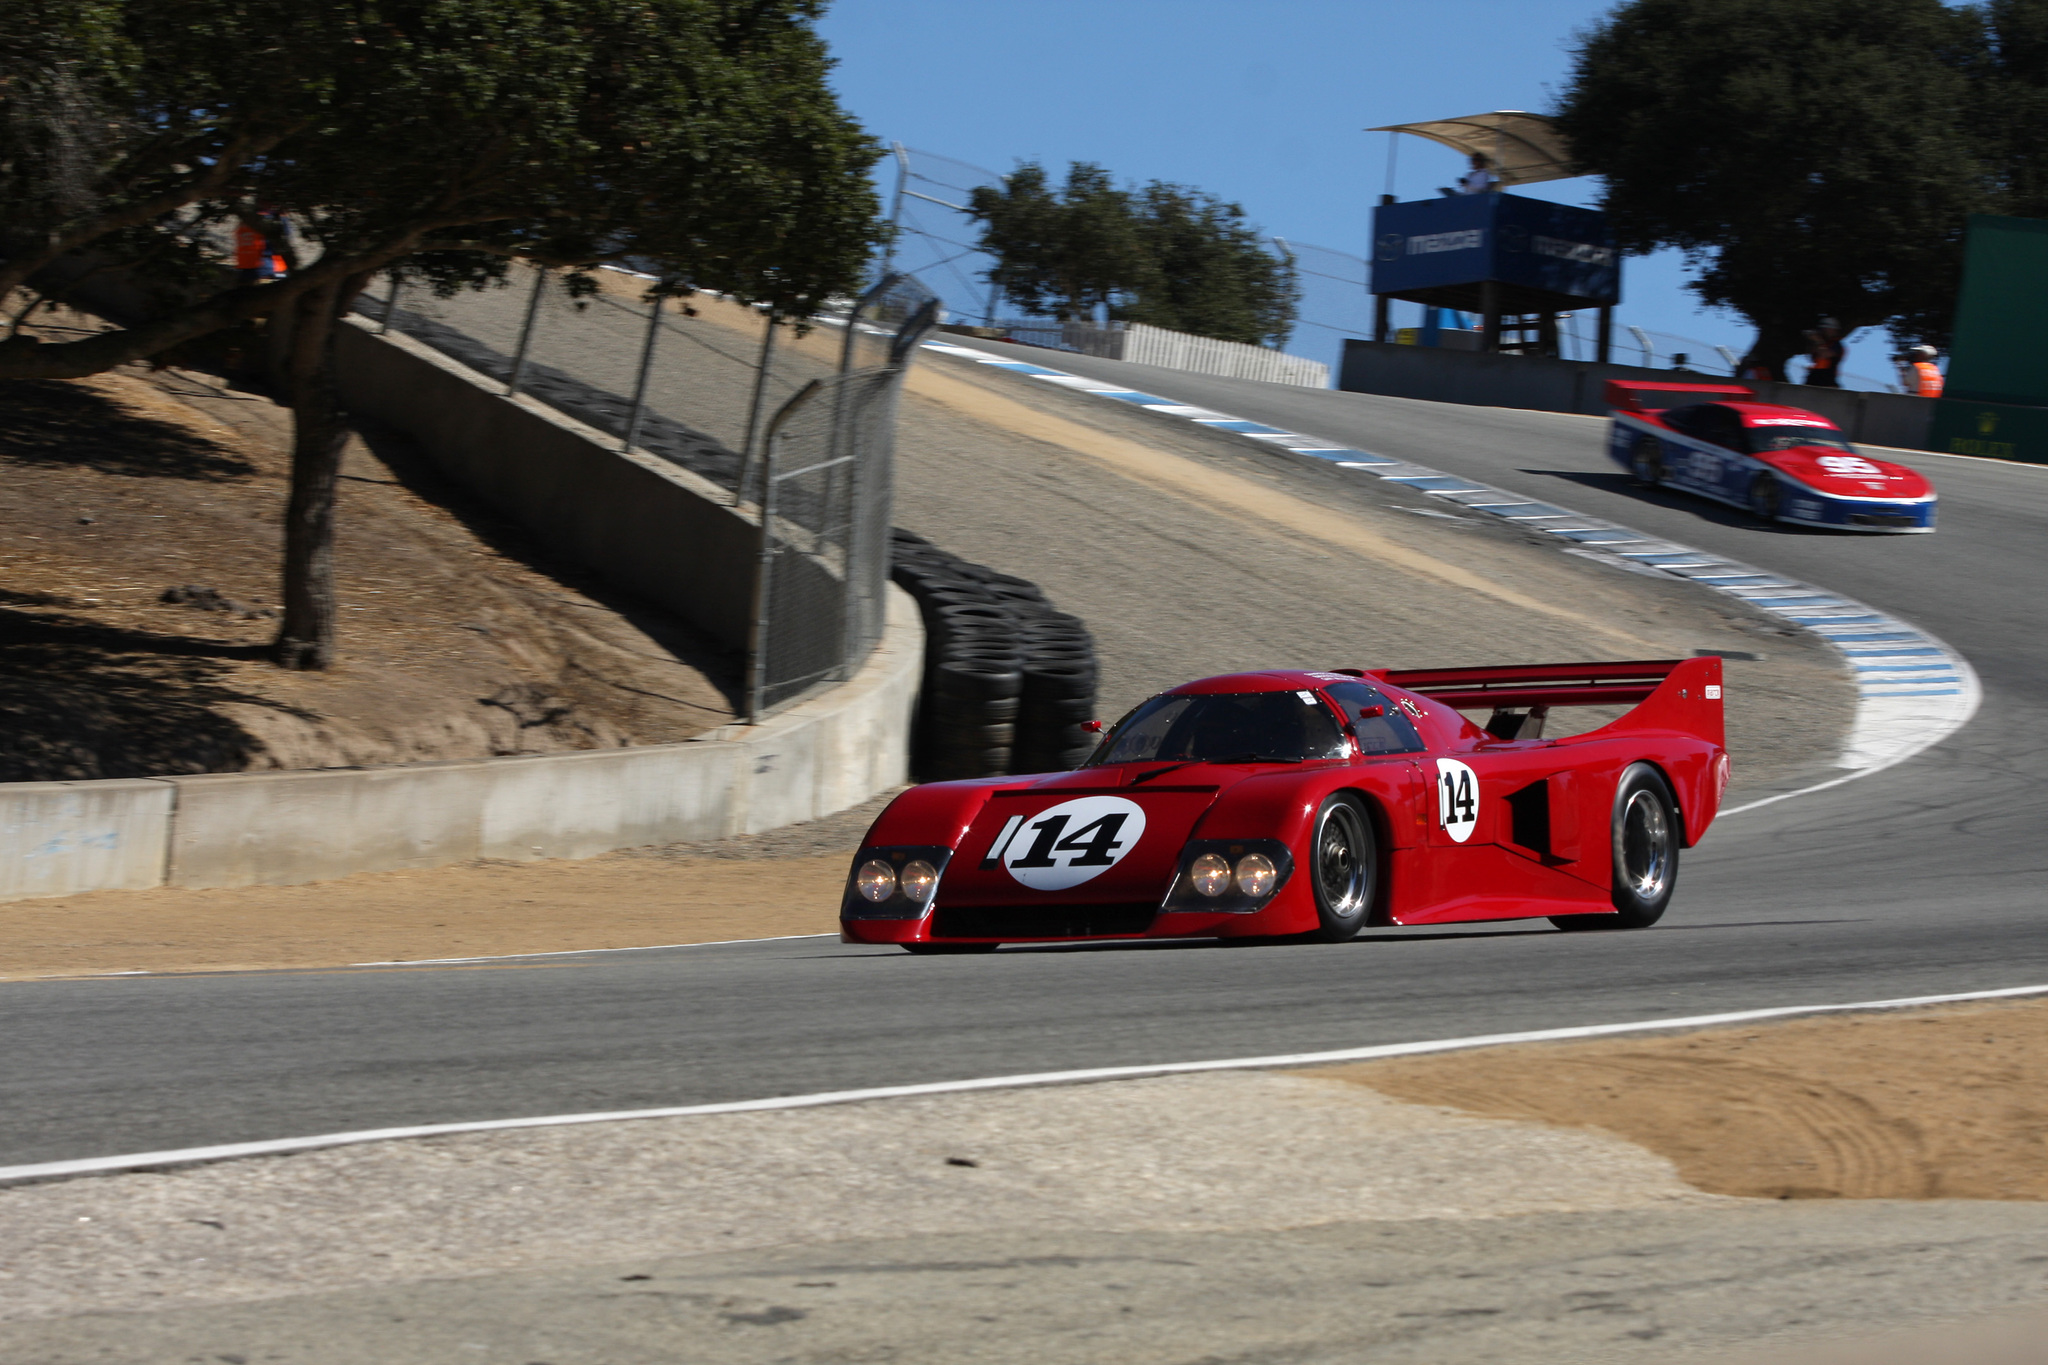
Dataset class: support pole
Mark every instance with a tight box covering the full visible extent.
[744,431,778,723]
[1597,306,1614,364]
[1373,294,1390,344]
[378,270,402,335]
[735,309,779,507]
[877,141,910,284]
[621,289,663,453]
[1481,282,1502,353]
[506,265,547,397]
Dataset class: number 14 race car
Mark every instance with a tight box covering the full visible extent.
[842,659,1731,952]
[1607,380,1935,532]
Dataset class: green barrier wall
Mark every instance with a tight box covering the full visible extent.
[1929,397,2048,464]
[1946,214,2048,408]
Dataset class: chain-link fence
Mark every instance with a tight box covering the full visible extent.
[746,282,938,716]
[352,265,939,719]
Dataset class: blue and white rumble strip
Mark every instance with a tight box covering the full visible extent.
[922,340,1981,779]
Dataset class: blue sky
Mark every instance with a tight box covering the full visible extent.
[816,0,1899,389]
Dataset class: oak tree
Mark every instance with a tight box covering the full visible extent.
[1554,0,1990,377]
[0,0,882,668]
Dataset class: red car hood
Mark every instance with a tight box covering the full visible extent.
[938,763,1277,907]
[1760,446,1932,499]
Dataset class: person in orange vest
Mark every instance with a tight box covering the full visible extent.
[1801,317,1845,387]
[234,210,288,284]
[1899,344,1944,397]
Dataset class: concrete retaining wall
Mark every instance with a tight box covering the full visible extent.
[1339,340,1936,451]
[334,318,759,650]
[0,780,174,900]
[0,588,919,898]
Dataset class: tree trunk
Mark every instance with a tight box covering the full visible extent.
[272,282,347,671]
[1737,322,1810,383]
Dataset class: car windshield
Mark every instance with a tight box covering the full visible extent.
[1747,427,1853,453]
[1092,690,1346,766]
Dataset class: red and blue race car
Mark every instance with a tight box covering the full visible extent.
[842,658,1729,952]
[1606,380,1935,532]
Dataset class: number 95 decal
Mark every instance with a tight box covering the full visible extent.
[1435,759,1479,843]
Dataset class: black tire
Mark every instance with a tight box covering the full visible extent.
[932,659,1023,701]
[903,942,1001,955]
[933,721,1017,748]
[1021,660,1096,701]
[1551,763,1680,932]
[1630,435,1664,487]
[1305,794,1376,943]
[1747,472,1781,523]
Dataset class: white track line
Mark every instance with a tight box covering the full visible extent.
[9,982,2047,1187]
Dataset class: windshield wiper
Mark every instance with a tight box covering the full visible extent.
[1128,752,1299,785]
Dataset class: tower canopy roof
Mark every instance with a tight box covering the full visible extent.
[1369,110,1575,186]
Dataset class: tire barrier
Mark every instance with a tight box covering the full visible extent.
[890,529,1102,780]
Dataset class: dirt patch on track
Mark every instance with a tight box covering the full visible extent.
[0,792,895,980]
[1314,997,2048,1201]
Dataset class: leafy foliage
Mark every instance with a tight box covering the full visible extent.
[0,0,882,670]
[969,160,1297,347]
[0,0,884,375]
[1555,0,1990,372]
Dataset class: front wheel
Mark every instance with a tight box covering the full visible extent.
[1551,763,1680,932]
[1630,436,1664,487]
[1747,472,1781,523]
[1305,794,1376,943]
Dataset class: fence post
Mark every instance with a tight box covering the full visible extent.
[735,309,779,507]
[378,270,402,335]
[744,428,779,723]
[621,289,663,453]
[506,265,547,397]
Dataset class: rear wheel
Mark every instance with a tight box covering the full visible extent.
[1747,472,1781,523]
[1630,436,1664,487]
[902,942,1001,955]
[1306,794,1376,943]
[1551,763,1680,931]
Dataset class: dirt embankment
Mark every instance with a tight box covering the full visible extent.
[1320,996,2048,1202]
[0,323,736,781]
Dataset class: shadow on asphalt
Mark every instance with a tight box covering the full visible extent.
[1518,467,1863,537]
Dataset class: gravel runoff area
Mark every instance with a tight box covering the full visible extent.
[6,1020,2048,1363]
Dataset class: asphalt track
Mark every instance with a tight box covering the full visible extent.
[6,352,2047,1169]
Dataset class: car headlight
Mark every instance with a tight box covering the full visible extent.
[899,859,939,903]
[1234,853,1277,898]
[1190,852,1232,897]
[856,859,898,902]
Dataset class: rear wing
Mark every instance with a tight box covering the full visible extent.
[1606,379,1753,414]
[1367,657,1724,745]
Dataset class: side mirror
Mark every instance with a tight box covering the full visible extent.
[1081,720,1107,733]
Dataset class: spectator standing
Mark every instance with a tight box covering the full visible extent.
[1802,317,1845,388]
[1899,344,1944,397]
[233,209,289,285]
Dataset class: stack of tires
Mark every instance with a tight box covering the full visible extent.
[890,529,1102,781]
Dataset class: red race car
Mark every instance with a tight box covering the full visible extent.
[842,659,1730,952]
[1606,380,1936,532]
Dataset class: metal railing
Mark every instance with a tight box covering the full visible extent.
[747,283,939,717]
[353,265,940,720]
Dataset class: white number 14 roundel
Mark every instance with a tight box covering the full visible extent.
[1435,759,1479,843]
[994,796,1147,890]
